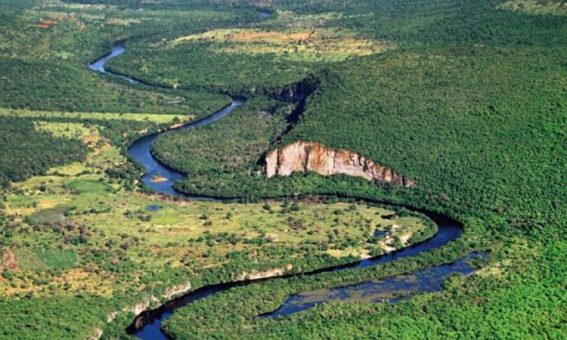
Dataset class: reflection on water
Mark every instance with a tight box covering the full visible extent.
[89,42,482,340]
[261,252,486,318]
[89,44,138,84]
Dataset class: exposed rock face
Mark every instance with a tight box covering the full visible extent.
[265,141,415,187]
[102,281,193,336]
[90,328,103,340]
[162,282,192,300]
[268,74,319,102]
[237,264,293,281]
[132,299,153,316]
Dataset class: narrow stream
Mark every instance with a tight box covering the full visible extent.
[89,43,481,339]
[89,44,139,84]
[89,43,244,197]
[128,99,243,196]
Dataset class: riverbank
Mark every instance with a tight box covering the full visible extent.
[89,44,483,339]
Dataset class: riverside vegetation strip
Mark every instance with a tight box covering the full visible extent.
[92,43,475,338]
[51,42,449,338]
[0,113,436,338]
[120,1,567,338]
[0,0,566,339]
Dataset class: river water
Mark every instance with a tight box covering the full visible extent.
[89,43,482,340]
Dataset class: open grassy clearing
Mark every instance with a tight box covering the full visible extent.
[498,0,567,15]
[5,170,432,298]
[0,108,193,123]
[103,7,394,92]
[170,27,394,62]
[265,10,344,28]
[0,119,434,337]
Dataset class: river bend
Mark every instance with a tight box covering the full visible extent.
[89,44,478,340]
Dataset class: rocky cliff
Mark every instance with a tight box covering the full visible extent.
[265,141,415,187]
[267,74,319,102]
[237,264,294,281]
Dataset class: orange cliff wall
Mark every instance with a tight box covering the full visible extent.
[265,141,415,188]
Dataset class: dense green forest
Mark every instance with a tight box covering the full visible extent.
[0,0,565,339]
[0,117,88,189]
[102,0,566,94]
[152,96,292,176]
[159,40,567,340]
[0,0,233,114]
[146,0,567,338]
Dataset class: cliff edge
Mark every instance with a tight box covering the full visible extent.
[265,141,415,188]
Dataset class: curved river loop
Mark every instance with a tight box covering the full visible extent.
[89,42,484,340]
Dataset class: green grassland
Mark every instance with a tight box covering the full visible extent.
[133,0,566,338]
[0,107,195,123]
[110,25,394,91]
[0,0,565,339]
[0,109,190,190]
[0,118,434,338]
[102,4,397,93]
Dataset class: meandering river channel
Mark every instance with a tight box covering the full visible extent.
[89,44,481,340]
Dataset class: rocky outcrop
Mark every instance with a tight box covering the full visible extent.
[127,281,191,316]
[237,264,293,281]
[90,328,103,340]
[268,74,319,102]
[265,141,415,187]
[95,280,192,338]
[162,282,192,300]
[131,298,157,316]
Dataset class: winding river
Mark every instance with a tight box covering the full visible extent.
[89,44,481,339]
